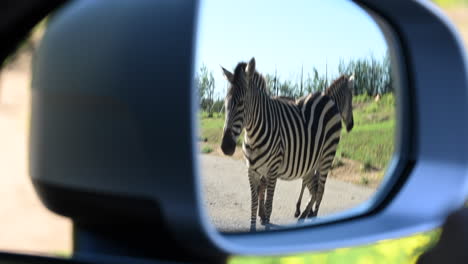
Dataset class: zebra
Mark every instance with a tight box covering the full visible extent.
[294,74,355,220]
[266,80,355,220]
[220,57,354,231]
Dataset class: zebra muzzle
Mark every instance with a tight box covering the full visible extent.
[221,129,236,156]
[347,119,354,132]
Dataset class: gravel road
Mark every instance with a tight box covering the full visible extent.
[200,154,375,232]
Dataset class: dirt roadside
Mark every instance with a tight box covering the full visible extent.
[0,55,72,256]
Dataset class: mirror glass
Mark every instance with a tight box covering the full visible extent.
[195,0,397,232]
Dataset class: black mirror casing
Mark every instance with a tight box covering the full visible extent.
[29,0,225,262]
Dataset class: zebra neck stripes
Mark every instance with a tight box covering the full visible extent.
[325,75,348,113]
[324,74,354,132]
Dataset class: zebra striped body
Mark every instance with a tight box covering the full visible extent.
[221,58,353,231]
[294,74,355,220]
[242,92,341,181]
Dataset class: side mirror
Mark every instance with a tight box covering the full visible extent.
[26,0,468,262]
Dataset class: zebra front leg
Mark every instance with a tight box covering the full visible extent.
[248,170,261,232]
[298,198,315,223]
[258,177,267,225]
[308,171,328,218]
[263,177,277,230]
[307,153,334,218]
[295,180,306,218]
[298,174,317,223]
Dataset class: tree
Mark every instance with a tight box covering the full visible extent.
[197,64,216,117]
[311,68,328,93]
[338,54,392,96]
[279,80,294,97]
[265,74,276,96]
[383,52,393,94]
[206,71,215,117]
[196,65,207,106]
[305,73,314,94]
[298,64,304,97]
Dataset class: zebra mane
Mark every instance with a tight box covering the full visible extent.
[234,62,247,79]
[274,96,296,101]
[325,74,350,96]
[250,70,268,92]
[226,62,247,96]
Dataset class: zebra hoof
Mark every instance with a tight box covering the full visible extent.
[259,211,266,221]
[297,214,308,224]
[250,226,256,232]
[307,210,318,219]
[260,219,269,226]
[294,210,301,218]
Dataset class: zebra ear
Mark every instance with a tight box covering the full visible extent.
[348,74,355,90]
[221,66,234,83]
[246,57,256,77]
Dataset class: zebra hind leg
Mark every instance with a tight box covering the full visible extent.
[307,152,334,219]
[296,172,315,218]
[298,198,315,223]
[306,171,319,219]
[298,174,317,223]
[294,180,306,218]
[298,194,316,222]
[308,171,328,218]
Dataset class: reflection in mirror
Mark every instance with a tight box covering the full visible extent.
[195,0,396,232]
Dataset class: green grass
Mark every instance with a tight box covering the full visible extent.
[199,115,225,144]
[361,176,370,186]
[228,228,441,264]
[353,94,372,104]
[433,0,468,7]
[201,145,214,154]
[331,157,344,169]
[335,93,395,170]
[361,159,373,172]
[198,113,244,146]
[337,119,394,170]
[52,251,71,258]
[199,93,395,170]
[199,111,224,119]
[353,93,395,126]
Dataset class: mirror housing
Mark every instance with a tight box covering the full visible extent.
[29,0,468,261]
[30,0,223,261]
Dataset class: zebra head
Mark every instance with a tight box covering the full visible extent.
[343,75,355,132]
[326,74,355,132]
[341,75,354,132]
[220,61,248,156]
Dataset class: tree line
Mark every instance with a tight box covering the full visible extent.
[197,53,393,117]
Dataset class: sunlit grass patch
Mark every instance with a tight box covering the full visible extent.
[201,145,214,154]
[52,251,71,258]
[229,229,441,264]
[337,120,395,170]
[433,0,468,7]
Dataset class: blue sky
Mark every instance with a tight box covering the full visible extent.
[194,0,388,98]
